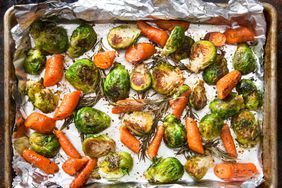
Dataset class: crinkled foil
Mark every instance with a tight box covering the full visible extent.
[10,0,266,188]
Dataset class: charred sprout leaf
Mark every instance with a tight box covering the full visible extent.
[144,157,184,183]
[14,136,30,155]
[161,26,185,56]
[130,64,152,92]
[23,49,46,75]
[199,114,224,142]
[189,80,207,110]
[171,36,195,62]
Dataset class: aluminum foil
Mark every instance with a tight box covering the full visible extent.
[10,0,266,187]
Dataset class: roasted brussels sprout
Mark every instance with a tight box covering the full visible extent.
[152,61,184,96]
[14,136,30,155]
[107,25,141,49]
[144,157,184,183]
[163,114,186,148]
[185,155,214,181]
[30,20,68,54]
[209,93,245,119]
[245,91,263,110]
[29,132,60,158]
[233,43,256,75]
[67,24,97,58]
[188,40,216,73]
[82,134,116,158]
[161,26,185,56]
[66,58,99,93]
[99,151,133,179]
[130,64,152,92]
[202,55,229,85]
[172,84,191,99]
[231,110,260,148]
[26,81,59,113]
[199,114,224,142]
[104,63,130,101]
[171,36,195,62]
[23,49,46,75]
[189,80,207,110]
[74,107,111,134]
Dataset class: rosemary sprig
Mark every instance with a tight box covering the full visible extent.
[205,139,236,162]
[175,144,195,159]
[60,115,74,131]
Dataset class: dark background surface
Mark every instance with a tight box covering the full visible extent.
[0,0,281,187]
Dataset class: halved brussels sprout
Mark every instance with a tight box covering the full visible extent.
[188,40,216,73]
[231,110,260,148]
[130,64,152,92]
[107,25,141,49]
[29,132,60,158]
[67,23,97,58]
[14,136,30,155]
[163,114,186,148]
[82,134,116,158]
[233,43,256,75]
[189,80,207,110]
[185,155,214,181]
[199,114,224,142]
[66,58,99,94]
[74,107,111,134]
[172,84,191,99]
[104,63,130,101]
[161,26,185,56]
[171,36,195,62]
[144,157,184,183]
[99,151,133,179]
[23,49,46,75]
[122,111,154,136]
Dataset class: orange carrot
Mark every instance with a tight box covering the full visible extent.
[112,99,146,114]
[22,149,59,174]
[54,130,81,159]
[214,163,257,181]
[43,54,64,87]
[62,157,89,176]
[169,90,191,119]
[70,158,97,188]
[125,43,156,64]
[25,112,56,133]
[147,125,164,159]
[53,91,81,120]
[186,117,204,154]
[220,124,237,158]
[137,21,169,47]
[224,26,255,44]
[153,20,190,31]
[92,51,116,69]
[120,126,140,154]
[13,111,27,138]
[204,32,226,47]
[216,70,241,99]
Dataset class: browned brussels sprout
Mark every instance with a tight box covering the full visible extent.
[199,114,224,142]
[171,36,195,62]
[23,49,46,75]
[189,80,207,111]
[130,64,152,92]
[161,26,185,56]
[14,136,30,155]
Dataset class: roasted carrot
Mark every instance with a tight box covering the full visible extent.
[186,117,204,154]
[53,91,81,120]
[125,43,156,64]
[136,21,169,47]
[43,54,64,87]
[224,26,255,44]
[54,130,81,159]
[214,163,257,181]
[70,158,97,188]
[22,149,59,174]
[220,124,237,158]
[216,70,241,99]
[120,126,140,154]
[204,32,226,47]
[13,111,27,138]
[112,98,146,114]
[92,51,116,69]
[153,20,190,31]
[62,157,89,176]
[25,112,56,134]
[169,90,191,119]
[147,125,164,159]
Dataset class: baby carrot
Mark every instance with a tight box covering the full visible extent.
[62,157,89,176]
[92,51,116,69]
[220,124,237,158]
[120,126,140,154]
[216,70,241,99]
[169,89,191,119]
[112,99,146,114]
[186,117,204,154]
[224,26,255,44]
[53,91,81,120]
[147,125,164,159]
[153,20,190,31]
[13,111,27,138]
[43,54,64,87]
[125,43,156,64]
[24,112,56,134]
[204,32,226,47]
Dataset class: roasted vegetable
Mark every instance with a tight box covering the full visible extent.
[14,136,30,155]
[153,20,190,31]
[144,157,184,183]
[82,134,116,158]
[231,110,260,148]
[74,107,111,134]
[29,132,60,158]
[199,114,224,142]
[185,155,214,181]
[161,26,185,56]
[233,43,256,75]
[66,58,99,94]
[163,114,186,148]
[67,24,97,58]
[125,43,156,64]
[99,151,133,179]
[189,80,207,110]
[104,63,130,101]
[188,40,216,73]
[204,32,226,47]
[23,49,46,75]
[130,64,152,92]
[171,36,195,62]
[107,25,141,49]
